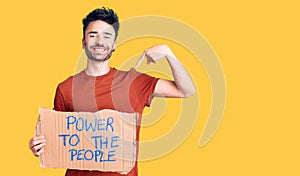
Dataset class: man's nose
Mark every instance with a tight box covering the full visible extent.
[94,34,104,44]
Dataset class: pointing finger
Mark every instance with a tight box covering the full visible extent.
[135,53,146,68]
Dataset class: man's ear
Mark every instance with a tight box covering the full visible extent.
[82,38,85,49]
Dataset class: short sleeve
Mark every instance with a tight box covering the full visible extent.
[53,84,68,112]
[132,69,159,107]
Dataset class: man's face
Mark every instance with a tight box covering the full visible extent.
[83,20,116,62]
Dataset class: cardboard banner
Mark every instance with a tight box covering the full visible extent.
[36,108,139,174]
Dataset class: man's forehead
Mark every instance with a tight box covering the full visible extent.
[86,20,115,34]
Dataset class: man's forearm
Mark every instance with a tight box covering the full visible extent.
[166,55,196,97]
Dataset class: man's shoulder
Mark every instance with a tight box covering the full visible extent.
[56,76,72,92]
[56,71,83,90]
[117,68,157,80]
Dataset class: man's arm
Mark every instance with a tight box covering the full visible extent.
[29,85,66,157]
[136,44,195,98]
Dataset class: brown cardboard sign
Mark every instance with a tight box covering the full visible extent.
[36,108,138,174]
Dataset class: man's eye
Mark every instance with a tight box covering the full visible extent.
[104,36,111,39]
[89,35,95,38]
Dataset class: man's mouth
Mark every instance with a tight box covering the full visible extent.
[93,47,106,53]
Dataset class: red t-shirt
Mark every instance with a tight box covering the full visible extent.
[53,67,159,176]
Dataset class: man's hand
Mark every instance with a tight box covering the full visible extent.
[29,136,46,157]
[135,44,175,68]
[135,44,195,98]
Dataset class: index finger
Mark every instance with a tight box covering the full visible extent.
[135,53,146,68]
[30,136,45,143]
[33,136,45,140]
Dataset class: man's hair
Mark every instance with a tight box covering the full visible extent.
[82,7,119,39]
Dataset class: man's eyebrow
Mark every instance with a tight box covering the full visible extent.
[88,31,98,34]
[88,31,112,36]
[103,32,113,36]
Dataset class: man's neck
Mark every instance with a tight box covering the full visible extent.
[85,59,110,76]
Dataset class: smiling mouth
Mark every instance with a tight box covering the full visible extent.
[93,47,106,53]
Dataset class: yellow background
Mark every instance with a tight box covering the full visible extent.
[1,0,299,175]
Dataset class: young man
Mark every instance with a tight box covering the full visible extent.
[29,7,195,176]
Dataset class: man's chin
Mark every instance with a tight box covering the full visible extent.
[89,55,110,62]
[86,49,113,62]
